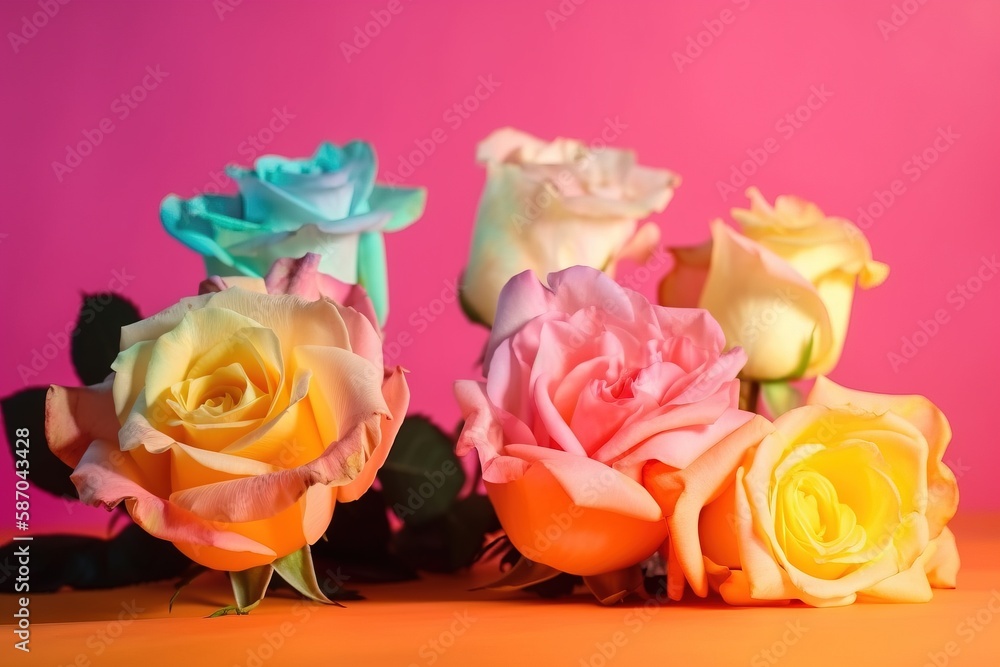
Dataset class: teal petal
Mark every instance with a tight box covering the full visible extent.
[229,141,377,225]
[342,141,377,215]
[160,195,261,277]
[369,186,427,232]
[357,231,389,325]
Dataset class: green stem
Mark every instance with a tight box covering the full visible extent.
[739,378,761,413]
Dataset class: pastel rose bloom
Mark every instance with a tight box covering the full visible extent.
[650,377,960,607]
[461,127,679,325]
[45,276,408,572]
[659,188,888,380]
[455,266,755,584]
[200,253,379,327]
[161,140,426,324]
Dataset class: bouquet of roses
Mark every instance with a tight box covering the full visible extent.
[2,128,959,614]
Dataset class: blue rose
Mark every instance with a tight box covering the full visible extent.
[161,140,425,323]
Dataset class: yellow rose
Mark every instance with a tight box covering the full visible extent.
[695,378,959,607]
[45,283,408,574]
[659,188,888,380]
[462,127,679,325]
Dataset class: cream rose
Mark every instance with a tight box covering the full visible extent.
[687,378,960,607]
[659,188,888,380]
[461,127,679,325]
[45,280,408,574]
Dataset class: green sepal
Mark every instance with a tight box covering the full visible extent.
[473,556,562,592]
[785,330,817,381]
[208,601,261,617]
[272,544,340,606]
[229,564,273,611]
[379,416,464,526]
[169,565,208,612]
[583,566,644,605]
[760,381,804,418]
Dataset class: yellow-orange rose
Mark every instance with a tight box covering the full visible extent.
[45,282,408,572]
[693,378,959,606]
[659,188,888,380]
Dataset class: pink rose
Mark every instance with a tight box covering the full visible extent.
[456,266,755,593]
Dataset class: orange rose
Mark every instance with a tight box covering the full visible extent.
[46,279,407,576]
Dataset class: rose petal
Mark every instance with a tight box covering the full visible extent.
[643,415,773,598]
[485,455,667,576]
[808,376,958,537]
[337,367,409,502]
[700,221,833,380]
[167,417,377,523]
[71,440,277,570]
[484,270,555,368]
[658,240,713,309]
[499,445,663,521]
[45,380,119,468]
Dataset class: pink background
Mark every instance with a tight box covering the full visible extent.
[2,0,998,539]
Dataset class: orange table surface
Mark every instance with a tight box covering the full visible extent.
[3,512,999,667]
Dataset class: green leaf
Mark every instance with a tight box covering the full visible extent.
[208,602,260,618]
[379,415,465,526]
[395,494,502,573]
[272,544,340,606]
[474,556,562,592]
[71,292,141,385]
[0,523,189,593]
[760,381,804,418]
[2,387,77,499]
[312,490,418,584]
[229,565,273,610]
